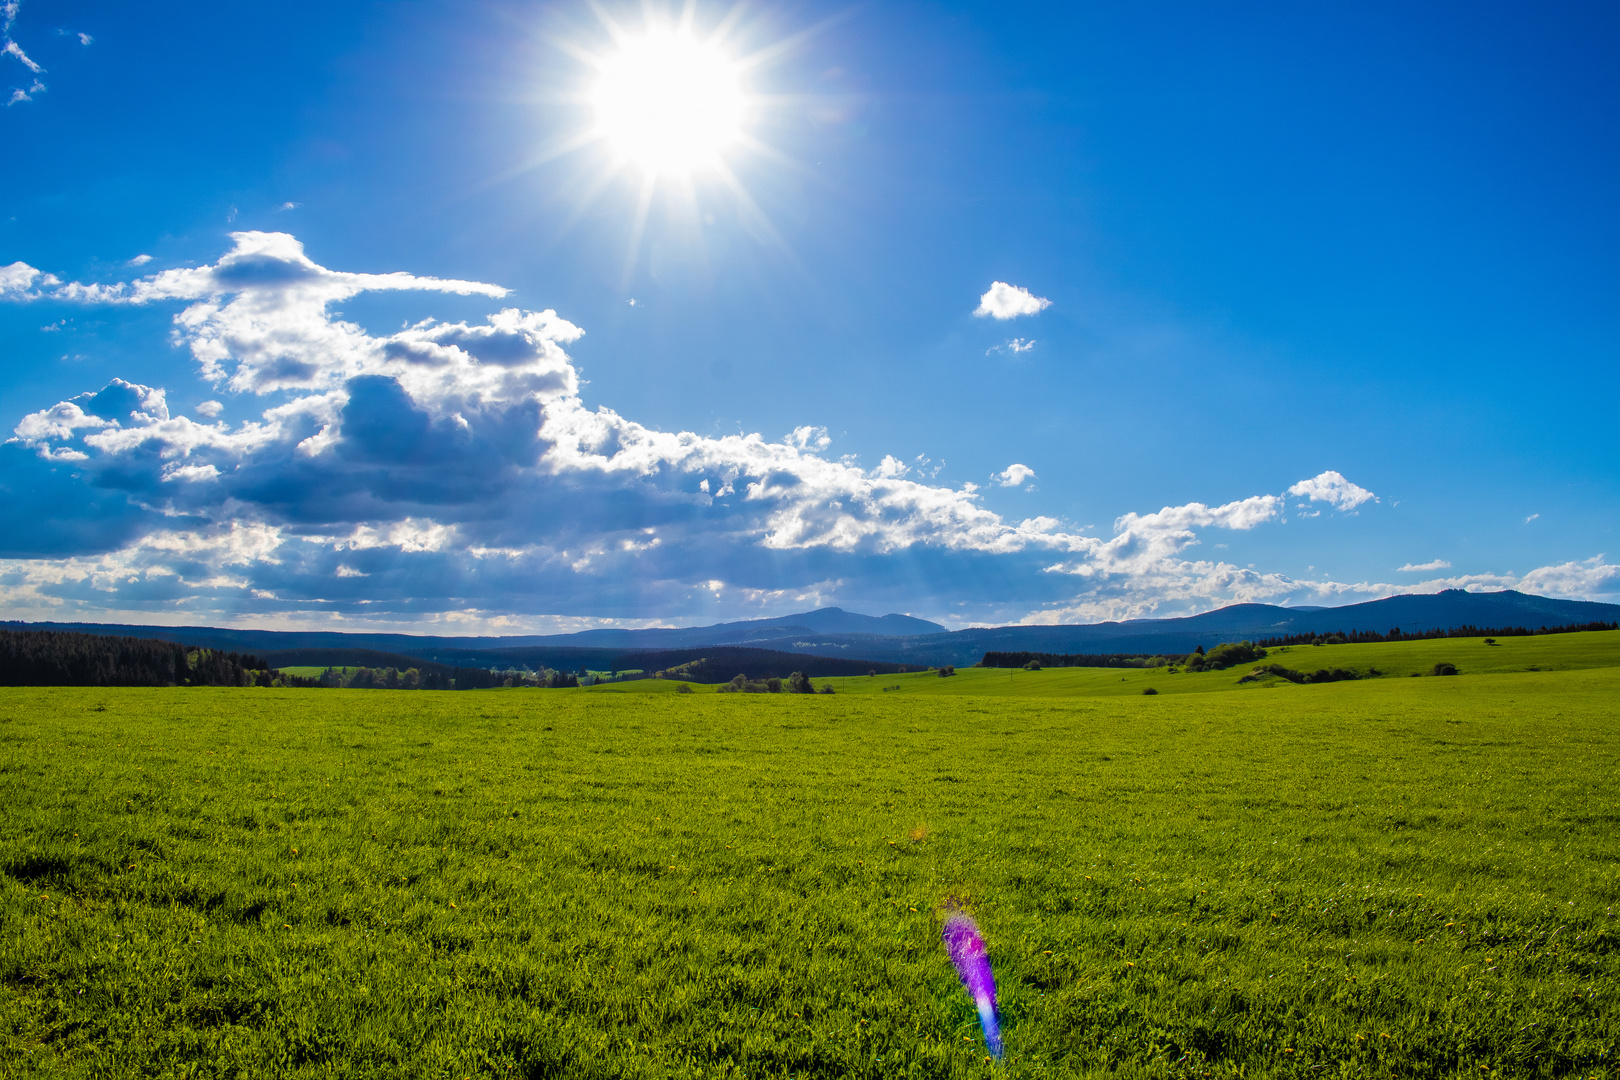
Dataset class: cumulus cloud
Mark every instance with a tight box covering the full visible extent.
[129,254,153,266]
[1518,556,1620,598]
[1288,470,1377,512]
[1,261,42,295]
[995,464,1036,488]
[11,233,1584,630]
[872,455,908,479]
[1398,559,1451,572]
[974,281,1050,320]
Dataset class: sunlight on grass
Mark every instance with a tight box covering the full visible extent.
[1,659,1616,1076]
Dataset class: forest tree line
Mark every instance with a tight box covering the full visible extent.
[0,629,282,688]
[0,629,579,690]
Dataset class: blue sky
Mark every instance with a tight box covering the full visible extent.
[1,0,1615,632]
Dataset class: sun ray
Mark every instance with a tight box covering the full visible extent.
[620,171,660,291]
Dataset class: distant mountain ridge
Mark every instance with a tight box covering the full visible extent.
[5,590,1615,670]
[0,606,945,659]
[728,590,1620,666]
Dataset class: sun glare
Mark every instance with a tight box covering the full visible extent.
[591,30,747,175]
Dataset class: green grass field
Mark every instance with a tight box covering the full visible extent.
[2,634,1617,1078]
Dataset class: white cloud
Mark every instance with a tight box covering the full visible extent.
[1518,555,1619,598]
[3,38,41,74]
[77,31,91,46]
[1287,470,1377,512]
[129,254,153,266]
[194,400,224,418]
[986,337,1036,356]
[872,455,908,479]
[785,425,830,452]
[974,281,1050,320]
[1398,559,1451,572]
[995,463,1036,487]
[1525,513,1539,524]
[3,4,48,105]
[1,261,40,296]
[162,463,221,483]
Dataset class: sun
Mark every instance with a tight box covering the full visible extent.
[590,28,748,176]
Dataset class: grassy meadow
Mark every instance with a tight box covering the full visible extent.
[2,634,1618,1078]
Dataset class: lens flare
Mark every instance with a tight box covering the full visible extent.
[942,913,1003,1059]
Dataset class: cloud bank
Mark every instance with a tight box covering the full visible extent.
[2,234,1612,631]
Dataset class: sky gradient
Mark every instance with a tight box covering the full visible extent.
[1,0,1616,632]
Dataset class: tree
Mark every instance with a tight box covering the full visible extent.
[789,671,815,694]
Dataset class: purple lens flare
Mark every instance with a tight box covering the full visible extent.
[942,913,1003,1059]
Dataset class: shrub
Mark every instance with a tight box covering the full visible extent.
[1188,641,1267,672]
[675,683,693,694]
[789,671,815,694]
[1238,664,1360,685]
[818,684,836,694]
[1023,660,1041,671]
[1141,687,1158,696]
[1432,662,1458,676]
[766,678,782,693]
[938,666,956,678]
